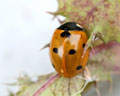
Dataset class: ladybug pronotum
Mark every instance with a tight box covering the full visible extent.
[49,22,89,78]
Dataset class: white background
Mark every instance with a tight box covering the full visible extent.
[0,0,60,95]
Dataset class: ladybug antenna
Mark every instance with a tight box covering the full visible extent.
[91,45,95,55]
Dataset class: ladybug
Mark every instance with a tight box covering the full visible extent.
[49,22,89,78]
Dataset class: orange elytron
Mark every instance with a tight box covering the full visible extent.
[49,22,89,78]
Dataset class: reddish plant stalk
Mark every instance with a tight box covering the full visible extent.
[90,41,120,57]
[33,74,60,96]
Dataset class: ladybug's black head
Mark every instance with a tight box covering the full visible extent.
[57,22,84,31]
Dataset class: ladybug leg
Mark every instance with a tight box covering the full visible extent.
[79,66,92,81]
[40,43,50,50]
[83,66,92,81]
[75,67,94,95]
[76,67,98,95]
[78,66,93,81]
[83,32,104,57]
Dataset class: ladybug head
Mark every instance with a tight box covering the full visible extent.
[57,22,83,31]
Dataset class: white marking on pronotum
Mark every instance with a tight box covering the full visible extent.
[76,24,83,28]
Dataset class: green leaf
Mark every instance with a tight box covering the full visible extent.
[9,73,96,96]
[53,0,120,43]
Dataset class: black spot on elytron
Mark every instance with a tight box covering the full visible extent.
[83,43,86,48]
[69,49,76,55]
[57,22,84,31]
[60,30,71,37]
[53,48,58,53]
[52,64,55,68]
[76,65,82,70]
